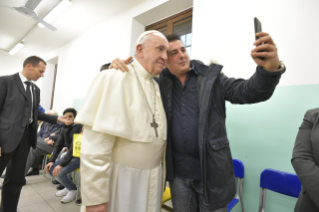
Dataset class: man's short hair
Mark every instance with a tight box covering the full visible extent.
[63,108,77,118]
[100,63,110,72]
[166,34,182,43]
[23,56,47,68]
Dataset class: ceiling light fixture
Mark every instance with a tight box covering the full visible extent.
[9,43,24,55]
[38,0,72,28]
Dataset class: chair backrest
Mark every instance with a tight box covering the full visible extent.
[260,168,301,198]
[233,159,244,178]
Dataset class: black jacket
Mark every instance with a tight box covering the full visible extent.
[49,123,82,167]
[292,108,319,211]
[158,60,284,210]
[0,73,58,153]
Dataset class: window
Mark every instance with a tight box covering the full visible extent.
[145,8,193,57]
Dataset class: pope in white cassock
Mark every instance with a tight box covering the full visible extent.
[75,31,169,212]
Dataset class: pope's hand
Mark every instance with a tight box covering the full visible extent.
[57,116,73,125]
[86,203,107,212]
[251,32,281,72]
[109,56,132,72]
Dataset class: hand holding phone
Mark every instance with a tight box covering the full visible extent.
[251,18,282,72]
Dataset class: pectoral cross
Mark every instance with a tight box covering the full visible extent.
[150,116,159,137]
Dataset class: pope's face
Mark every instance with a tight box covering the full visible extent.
[25,61,46,81]
[166,40,190,76]
[139,34,169,76]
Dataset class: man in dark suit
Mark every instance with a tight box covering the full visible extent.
[0,55,71,211]
[292,108,319,212]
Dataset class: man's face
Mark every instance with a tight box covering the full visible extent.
[138,34,169,76]
[25,61,46,81]
[166,40,190,76]
[63,112,75,126]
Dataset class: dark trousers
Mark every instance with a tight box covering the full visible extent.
[169,176,228,212]
[0,127,31,212]
[24,137,54,176]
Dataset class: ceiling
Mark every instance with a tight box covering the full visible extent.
[0,0,147,59]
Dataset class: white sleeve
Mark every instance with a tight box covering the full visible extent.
[80,126,115,206]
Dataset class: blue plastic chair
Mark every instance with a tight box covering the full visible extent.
[258,168,301,212]
[228,159,245,212]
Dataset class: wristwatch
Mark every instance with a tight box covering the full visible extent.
[269,60,285,72]
[276,61,285,72]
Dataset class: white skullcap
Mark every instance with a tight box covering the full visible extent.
[136,30,163,46]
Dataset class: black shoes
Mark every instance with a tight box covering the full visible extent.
[52,180,60,185]
[76,199,82,206]
[26,168,39,176]
[57,184,65,190]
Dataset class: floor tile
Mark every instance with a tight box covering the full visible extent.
[26,175,50,184]
[20,186,38,198]
[18,193,45,208]
[39,190,59,201]
[54,203,81,212]
[31,181,57,193]
[46,196,75,209]
[18,201,53,212]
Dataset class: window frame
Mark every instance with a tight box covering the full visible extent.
[145,8,193,35]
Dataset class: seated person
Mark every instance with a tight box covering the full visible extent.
[45,108,83,204]
[292,108,319,211]
[25,110,63,176]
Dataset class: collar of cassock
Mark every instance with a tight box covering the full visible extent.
[132,60,155,81]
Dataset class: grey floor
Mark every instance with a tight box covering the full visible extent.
[0,170,173,212]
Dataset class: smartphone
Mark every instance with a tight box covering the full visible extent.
[254,17,264,60]
[254,17,262,42]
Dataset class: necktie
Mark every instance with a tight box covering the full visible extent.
[25,81,32,123]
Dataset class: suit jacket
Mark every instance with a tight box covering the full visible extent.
[0,73,58,153]
[292,107,319,212]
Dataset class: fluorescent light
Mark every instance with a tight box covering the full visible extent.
[9,43,24,55]
[38,0,72,28]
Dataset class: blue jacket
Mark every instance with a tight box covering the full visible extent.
[38,122,62,139]
[158,60,284,210]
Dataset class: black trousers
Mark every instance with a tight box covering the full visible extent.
[0,127,31,212]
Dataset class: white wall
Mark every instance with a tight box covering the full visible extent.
[0,53,24,76]
[0,52,43,88]
[192,0,319,86]
[40,62,55,111]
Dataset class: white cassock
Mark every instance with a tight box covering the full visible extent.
[75,60,167,212]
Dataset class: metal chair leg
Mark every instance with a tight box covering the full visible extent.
[76,171,81,201]
[238,178,245,212]
[258,188,266,212]
[43,155,48,177]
